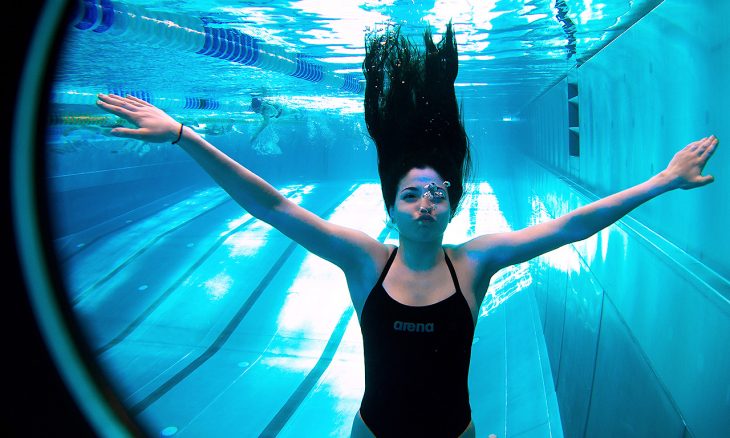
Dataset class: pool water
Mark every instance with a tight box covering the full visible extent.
[61,176,539,436]
[34,0,730,437]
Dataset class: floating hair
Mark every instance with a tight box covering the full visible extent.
[363,22,471,218]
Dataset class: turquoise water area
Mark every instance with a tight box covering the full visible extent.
[33,0,729,436]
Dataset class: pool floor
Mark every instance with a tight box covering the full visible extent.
[59,180,561,437]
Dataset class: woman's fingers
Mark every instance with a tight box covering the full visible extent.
[667,135,719,190]
[687,135,718,189]
[698,174,715,186]
[97,93,160,123]
[697,136,711,151]
[95,93,178,143]
[110,126,149,140]
[685,173,715,190]
[700,135,718,160]
[98,93,145,112]
[97,94,130,112]
[685,135,718,160]
[98,93,127,106]
[96,98,134,118]
[687,138,703,152]
[126,94,152,107]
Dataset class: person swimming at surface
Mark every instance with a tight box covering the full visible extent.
[251,96,283,119]
[249,96,290,144]
[95,22,718,438]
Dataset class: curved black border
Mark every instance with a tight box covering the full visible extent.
[7,1,142,435]
[6,2,91,435]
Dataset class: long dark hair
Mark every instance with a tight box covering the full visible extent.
[363,22,471,219]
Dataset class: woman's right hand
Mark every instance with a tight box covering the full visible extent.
[96,94,181,143]
[660,135,718,190]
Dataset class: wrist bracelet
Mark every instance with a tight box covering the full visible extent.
[172,123,184,144]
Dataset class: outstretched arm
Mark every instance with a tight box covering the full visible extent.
[95,94,382,272]
[466,135,719,271]
[250,114,270,143]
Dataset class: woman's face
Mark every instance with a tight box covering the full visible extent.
[389,167,451,242]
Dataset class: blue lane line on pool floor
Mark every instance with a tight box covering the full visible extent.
[128,186,357,415]
[94,208,256,355]
[56,185,210,263]
[258,225,392,437]
[259,307,356,438]
[93,187,308,354]
[72,195,234,305]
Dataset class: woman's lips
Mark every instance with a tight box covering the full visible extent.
[417,215,435,222]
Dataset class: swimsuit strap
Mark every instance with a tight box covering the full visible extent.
[375,247,398,287]
[443,249,463,294]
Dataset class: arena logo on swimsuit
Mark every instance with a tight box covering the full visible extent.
[393,321,435,333]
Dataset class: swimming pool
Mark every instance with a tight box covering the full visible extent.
[12,0,730,436]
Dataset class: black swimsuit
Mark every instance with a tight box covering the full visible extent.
[359,247,475,437]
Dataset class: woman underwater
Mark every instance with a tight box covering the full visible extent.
[249,96,284,144]
[95,23,718,438]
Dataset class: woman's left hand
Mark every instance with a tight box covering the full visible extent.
[661,135,718,190]
[96,93,181,143]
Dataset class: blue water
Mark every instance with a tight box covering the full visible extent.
[41,1,730,437]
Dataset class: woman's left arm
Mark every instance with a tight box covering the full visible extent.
[467,135,719,270]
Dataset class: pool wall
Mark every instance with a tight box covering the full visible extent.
[515,1,729,436]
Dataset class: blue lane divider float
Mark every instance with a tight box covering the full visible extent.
[51,88,249,112]
[70,0,364,94]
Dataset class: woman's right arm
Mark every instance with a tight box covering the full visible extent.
[250,115,269,143]
[96,94,384,273]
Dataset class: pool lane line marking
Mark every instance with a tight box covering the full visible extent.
[259,307,355,438]
[71,195,234,305]
[127,185,358,415]
[92,186,315,354]
[57,185,225,264]
[71,184,303,304]
[258,225,391,437]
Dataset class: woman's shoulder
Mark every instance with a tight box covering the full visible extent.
[443,242,471,259]
[373,243,398,271]
[443,239,499,273]
[343,239,393,277]
[447,233,505,258]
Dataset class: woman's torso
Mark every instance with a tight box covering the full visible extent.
[356,246,478,437]
[348,245,484,323]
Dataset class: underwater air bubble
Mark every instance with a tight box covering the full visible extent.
[160,426,178,436]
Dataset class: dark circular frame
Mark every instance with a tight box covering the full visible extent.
[10,1,142,435]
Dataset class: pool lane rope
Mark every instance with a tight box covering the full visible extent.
[51,88,251,114]
[70,0,364,94]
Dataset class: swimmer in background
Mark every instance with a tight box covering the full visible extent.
[251,97,299,143]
